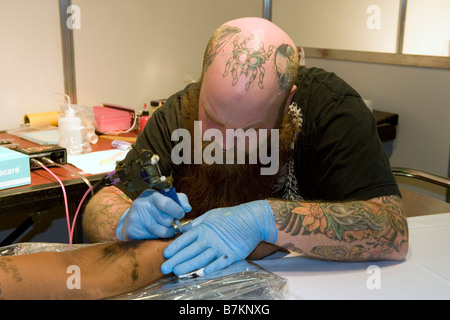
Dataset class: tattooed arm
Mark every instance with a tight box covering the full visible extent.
[267,195,409,261]
[0,239,169,300]
[83,186,132,242]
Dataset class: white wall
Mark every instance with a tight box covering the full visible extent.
[273,0,400,53]
[272,0,449,201]
[0,0,262,130]
[306,57,450,201]
[273,0,450,57]
[403,0,450,56]
[0,0,64,130]
[72,0,262,112]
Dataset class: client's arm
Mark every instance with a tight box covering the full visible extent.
[0,239,169,300]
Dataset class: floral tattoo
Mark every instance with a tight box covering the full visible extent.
[269,195,409,261]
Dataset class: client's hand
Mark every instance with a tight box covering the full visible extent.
[116,189,191,240]
[160,200,277,276]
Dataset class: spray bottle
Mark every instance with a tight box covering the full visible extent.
[139,103,150,132]
[58,94,85,155]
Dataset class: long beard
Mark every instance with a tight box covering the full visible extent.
[173,86,294,220]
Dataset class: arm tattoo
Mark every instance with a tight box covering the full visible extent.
[99,240,145,283]
[269,195,409,261]
[0,257,22,296]
[83,186,132,242]
[0,258,22,283]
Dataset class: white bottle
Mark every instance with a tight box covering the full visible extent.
[58,106,85,155]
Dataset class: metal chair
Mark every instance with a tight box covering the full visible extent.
[392,167,450,216]
[392,167,450,189]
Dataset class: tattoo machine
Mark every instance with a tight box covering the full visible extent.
[111,149,189,233]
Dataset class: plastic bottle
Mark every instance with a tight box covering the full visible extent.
[139,103,150,132]
[150,99,165,115]
[58,105,85,155]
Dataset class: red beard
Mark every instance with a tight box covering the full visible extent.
[173,86,294,220]
[175,149,279,220]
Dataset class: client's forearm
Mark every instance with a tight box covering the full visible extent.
[0,240,169,300]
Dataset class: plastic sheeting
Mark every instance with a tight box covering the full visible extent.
[0,242,90,256]
[0,242,287,300]
[111,260,287,300]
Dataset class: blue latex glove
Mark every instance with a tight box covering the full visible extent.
[160,200,277,276]
[116,189,191,240]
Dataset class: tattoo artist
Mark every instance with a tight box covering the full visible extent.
[83,17,409,277]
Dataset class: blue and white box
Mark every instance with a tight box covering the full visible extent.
[0,146,31,190]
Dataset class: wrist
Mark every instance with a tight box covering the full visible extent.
[261,199,277,244]
[116,209,130,240]
[246,200,277,244]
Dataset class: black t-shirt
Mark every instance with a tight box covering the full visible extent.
[120,67,400,201]
[292,67,399,201]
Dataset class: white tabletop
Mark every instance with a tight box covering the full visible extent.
[255,213,450,300]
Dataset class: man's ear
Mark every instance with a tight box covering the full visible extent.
[283,85,297,115]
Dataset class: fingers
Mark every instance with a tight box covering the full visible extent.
[172,247,218,275]
[127,226,159,240]
[161,230,200,274]
[203,253,237,275]
[162,243,237,276]
[123,189,191,240]
[151,192,186,220]
[176,193,192,213]
[143,222,175,239]
[161,226,238,276]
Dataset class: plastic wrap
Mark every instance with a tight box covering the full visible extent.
[111,260,287,300]
[0,242,287,300]
[0,242,90,256]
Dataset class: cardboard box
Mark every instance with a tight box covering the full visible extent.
[0,146,31,190]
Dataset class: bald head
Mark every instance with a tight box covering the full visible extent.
[199,17,299,133]
[203,17,298,91]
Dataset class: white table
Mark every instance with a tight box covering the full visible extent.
[255,213,450,300]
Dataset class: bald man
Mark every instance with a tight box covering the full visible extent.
[83,17,408,276]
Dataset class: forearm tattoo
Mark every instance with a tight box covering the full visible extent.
[83,187,132,242]
[269,195,409,261]
[99,240,144,283]
[0,258,22,282]
[0,257,22,297]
